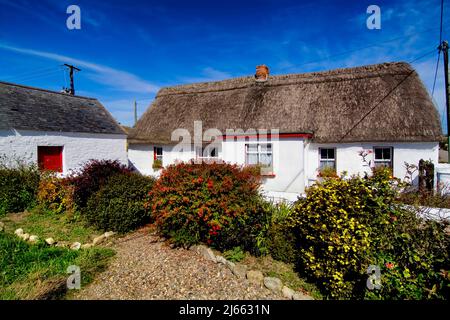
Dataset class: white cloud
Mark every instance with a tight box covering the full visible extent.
[0,43,160,94]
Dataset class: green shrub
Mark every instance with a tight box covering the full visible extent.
[147,161,270,253]
[85,173,155,233]
[68,159,130,209]
[223,246,245,262]
[289,168,450,299]
[0,160,40,216]
[264,202,298,264]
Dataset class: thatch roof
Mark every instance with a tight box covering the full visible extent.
[0,81,125,135]
[129,62,442,144]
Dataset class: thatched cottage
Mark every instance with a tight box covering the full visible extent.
[128,62,442,200]
[0,81,127,174]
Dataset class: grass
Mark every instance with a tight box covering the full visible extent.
[0,232,114,300]
[0,207,101,244]
[241,253,323,300]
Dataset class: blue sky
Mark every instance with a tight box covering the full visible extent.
[0,0,448,128]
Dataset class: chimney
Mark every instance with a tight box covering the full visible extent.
[255,65,269,82]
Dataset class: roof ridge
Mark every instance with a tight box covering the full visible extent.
[0,81,97,101]
[157,61,412,97]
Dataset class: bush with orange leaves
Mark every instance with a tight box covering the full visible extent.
[37,174,75,214]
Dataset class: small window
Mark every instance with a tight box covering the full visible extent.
[196,146,219,159]
[38,146,63,173]
[245,143,273,173]
[319,148,336,170]
[154,147,163,162]
[374,147,393,168]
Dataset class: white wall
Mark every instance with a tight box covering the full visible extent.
[306,141,439,187]
[129,140,438,198]
[0,129,127,175]
[222,138,305,195]
[130,138,306,195]
[128,143,197,177]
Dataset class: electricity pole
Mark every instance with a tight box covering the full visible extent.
[63,64,81,95]
[440,41,450,163]
[134,100,138,126]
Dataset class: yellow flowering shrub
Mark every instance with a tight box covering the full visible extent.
[37,174,75,214]
[290,167,449,299]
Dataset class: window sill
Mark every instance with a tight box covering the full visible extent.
[261,173,276,178]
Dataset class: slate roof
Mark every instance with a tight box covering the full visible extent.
[129,62,442,144]
[0,81,125,135]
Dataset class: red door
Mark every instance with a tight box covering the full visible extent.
[38,146,63,172]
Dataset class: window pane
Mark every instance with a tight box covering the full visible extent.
[374,148,383,160]
[261,144,272,153]
[247,144,258,153]
[320,148,328,159]
[247,154,258,165]
[383,148,391,160]
[260,153,272,167]
[320,160,335,170]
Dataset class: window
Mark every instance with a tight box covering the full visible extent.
[374,147,393,168]
[196,145,219,159]
[38,146,63,173]
[154,147,163,162]
[245,143,273,173]
[319,148,336,170]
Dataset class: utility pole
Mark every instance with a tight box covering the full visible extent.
[134,100,138,126]
[63,64,81,95]
[440,41,450,163]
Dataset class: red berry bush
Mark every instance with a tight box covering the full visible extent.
[147,161,270,253]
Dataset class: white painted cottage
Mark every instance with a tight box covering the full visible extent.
[128,62,442,201]
[0,81,127,174]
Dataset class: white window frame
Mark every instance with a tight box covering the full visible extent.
[373,146,393,169]
[319,148,336,170]
[245,143,273,174]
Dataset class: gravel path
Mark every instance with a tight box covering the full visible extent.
[71,229,286,300]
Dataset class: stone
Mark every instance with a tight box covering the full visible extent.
[0,221,4,232]
[225,260,236,269]
[20,233,30,241]
[264,277,283,293]
[45,238,55,245]
[246,270,264,286]
[81,243,93,249]
[215,255,227,264]
[70,242,81,250]
[231,264,247,279]
[192,245,216,262]
[28,235,39,243]
[14,228,24,236]
[282,286,295,300]
[104,231,116,238]
[93,234,106,246]
[292,292,314,300]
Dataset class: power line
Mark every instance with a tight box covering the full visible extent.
[338,48,437,142]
